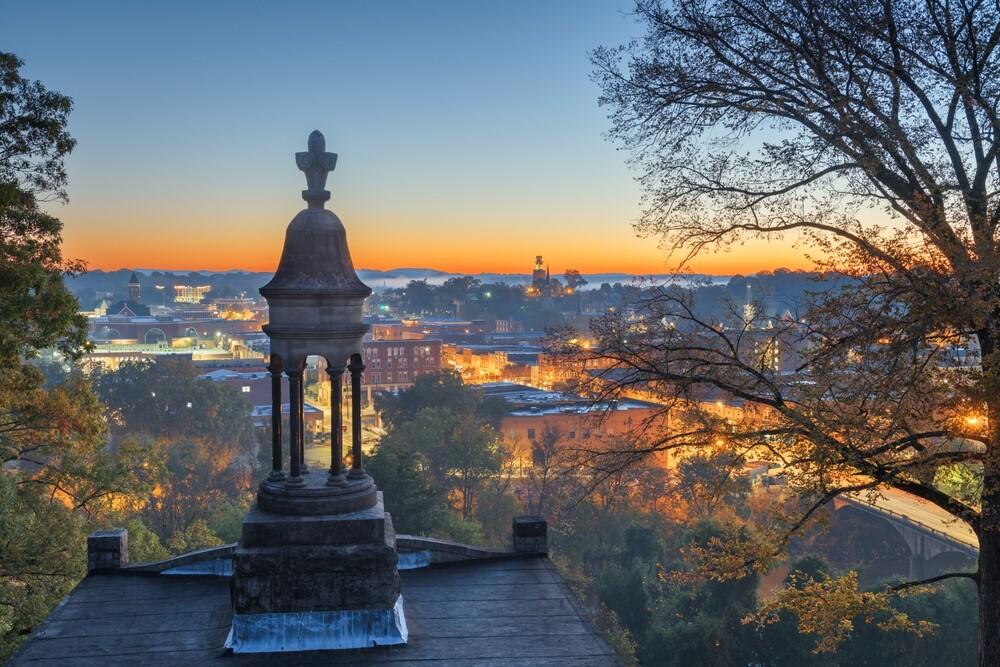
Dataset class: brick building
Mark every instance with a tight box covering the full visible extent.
[361,338,443,399]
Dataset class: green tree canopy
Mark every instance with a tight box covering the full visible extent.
[375,370,506,430]
[0,52,154,661]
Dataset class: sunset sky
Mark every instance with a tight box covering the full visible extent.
[4,1,810,276]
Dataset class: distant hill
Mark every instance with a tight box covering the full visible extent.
[67,267,839,312]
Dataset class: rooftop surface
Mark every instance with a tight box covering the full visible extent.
[482,382,659,415]
[11,557,618,666]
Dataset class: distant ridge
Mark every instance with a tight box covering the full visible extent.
[89,267,732,291]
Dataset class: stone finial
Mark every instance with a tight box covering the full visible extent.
[295,130,338,208]
[88,528,128,572]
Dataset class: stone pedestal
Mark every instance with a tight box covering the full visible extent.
[256,470,377,517]
[228,481,406,652]
[233,492,400,613]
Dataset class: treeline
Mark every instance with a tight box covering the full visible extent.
[65,269,267,310]
[376,270,846,326]
[370,374,978,667]
[369,371,515,543]
[379,276,572,329]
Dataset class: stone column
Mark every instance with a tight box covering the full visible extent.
[348,353,366,478]
[286,369,304,487]
[298,369,308,474]
[327,365,345,485]
[268,360,285,482]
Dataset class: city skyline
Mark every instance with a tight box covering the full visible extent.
[2,1,813,276]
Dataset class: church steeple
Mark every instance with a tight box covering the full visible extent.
[128,272,141,302]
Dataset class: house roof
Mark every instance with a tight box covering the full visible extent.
[105,300,152,317]
[10,556,617,666]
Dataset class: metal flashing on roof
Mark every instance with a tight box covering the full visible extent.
[224,597,408,653]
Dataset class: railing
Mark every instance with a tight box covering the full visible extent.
[841,495,978,555]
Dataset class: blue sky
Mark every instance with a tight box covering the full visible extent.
[3,1,791,275]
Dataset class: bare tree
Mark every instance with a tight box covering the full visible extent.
[591,1,1000,663]
[525,424,565,516]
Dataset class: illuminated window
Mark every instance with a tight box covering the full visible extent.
[242,386,251,393]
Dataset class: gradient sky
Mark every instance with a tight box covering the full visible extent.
[3,0,808,276]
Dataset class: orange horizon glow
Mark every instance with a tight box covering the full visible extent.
[62,209,815,278]
[64,233,815,277]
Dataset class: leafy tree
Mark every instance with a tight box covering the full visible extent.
[935,463,983,507]
[378,407,504,520]
[523,424,566,516]
[590,1,1000,662]
[0,53,154,660]
[92,358,257,541]
[398,279,436,315]
[0,54,85,366]
[165,519,224,554]
[564,269,588,292]
[366,439,453,535]
[0,476,87,660]
[93,357,255,449]
[434,275,481,314]
[123,518,169,563]
[675,451,752,519]
[376,370,506,430]
[370,372,512,541]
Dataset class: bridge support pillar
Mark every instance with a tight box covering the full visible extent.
[908,553,927,580]
[907,532,929,580]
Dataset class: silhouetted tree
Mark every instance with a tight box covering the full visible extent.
[591,2,1000,662]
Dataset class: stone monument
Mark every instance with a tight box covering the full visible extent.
[227,131,405,653]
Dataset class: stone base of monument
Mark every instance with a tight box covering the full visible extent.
[229,488,405,652]
[257,470,378,515]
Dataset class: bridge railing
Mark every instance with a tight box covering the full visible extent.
[841,495,978,554]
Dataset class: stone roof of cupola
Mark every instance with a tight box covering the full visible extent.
[259,130,371,298]
[259,207,371,296]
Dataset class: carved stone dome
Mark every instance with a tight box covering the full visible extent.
[259,130,372,371]
[260,207,371,296]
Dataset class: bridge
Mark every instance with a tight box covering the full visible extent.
[832,487,978,580]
